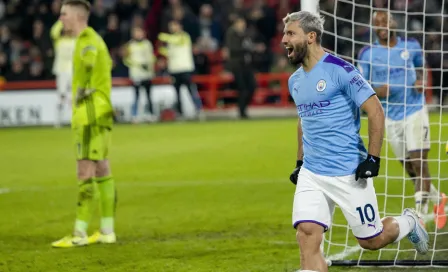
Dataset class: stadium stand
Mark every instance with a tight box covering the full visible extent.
[0,0,444,107]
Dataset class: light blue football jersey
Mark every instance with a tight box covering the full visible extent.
[288,53,376,176]
[357,37,424,121]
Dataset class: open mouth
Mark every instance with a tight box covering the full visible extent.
[286,47,294,57]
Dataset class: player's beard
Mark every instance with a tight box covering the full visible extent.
[289,40,308,66]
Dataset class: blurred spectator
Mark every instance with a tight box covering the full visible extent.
[90,0,108,36]
[104,13,122,51]
[158,20,203,119]
[32,20,52,59]
[0,25,11,52]
[161,0,194,34]
[246,0,276,45]
[197,4,222,50]
[0,1,5,21]
[225,16,256,119]
[0,51,9,76]
[124,26,156,123]
[7,60,27,81]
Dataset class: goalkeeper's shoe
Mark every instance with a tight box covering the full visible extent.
[51,235,88,248]
[433,193,447,230]
[404,208,429,255]
[88,231,116,245]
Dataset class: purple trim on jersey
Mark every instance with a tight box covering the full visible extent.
[355,228,383,240]
[323,54,355,73]
[293,220,329,232]
[407,148,431,153]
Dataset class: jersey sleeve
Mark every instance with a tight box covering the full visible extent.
[76,36,99,88]
[411,39,424,68]
[338,68,375,108]
[357,46,371,81]
[79,38,98,67]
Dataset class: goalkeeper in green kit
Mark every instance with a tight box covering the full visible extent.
[52,0,116,248]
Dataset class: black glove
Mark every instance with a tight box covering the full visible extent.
[355,154,380,181]
[289,160,303,185]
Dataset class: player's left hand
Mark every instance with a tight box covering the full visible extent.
[289,160,303,185]
[355,154,380,181]
[414,79,424,93]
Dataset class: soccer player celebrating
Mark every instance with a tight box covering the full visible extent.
[52,0,117,248]
[357,11,446,229]
[50,20,76,128]
[283,11,428,272]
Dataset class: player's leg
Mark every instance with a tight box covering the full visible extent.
[131,83,140,123]
[142,79,156,122]
[171,73,183,117]
[293,168,334,272]
[55,74,68,128]
[328,174,428,254]
[87,127,117,244]
[406,107,446,228]
[52,126,99,248]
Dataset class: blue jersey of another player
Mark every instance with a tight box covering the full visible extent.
[357,37,424,120]
[289,53,376,176]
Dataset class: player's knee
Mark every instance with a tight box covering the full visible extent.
[95,160,111,177]
[296,222,323,250]
[77,160,96,180]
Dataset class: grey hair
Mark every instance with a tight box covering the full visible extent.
[283,11,325,43]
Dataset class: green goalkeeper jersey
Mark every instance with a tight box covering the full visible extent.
[72,27,113,129]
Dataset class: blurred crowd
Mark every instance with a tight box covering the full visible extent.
[0,0,447,103]
[0,0,298,82]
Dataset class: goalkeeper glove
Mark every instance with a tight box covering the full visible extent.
[289,160,303,185]
[355,154,380,181]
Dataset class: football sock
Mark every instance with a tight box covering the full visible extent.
[75,179,98,237]
[393,214,416,243]
[415,191,429,215]
[96,175,116,234]
[429,184,440,204]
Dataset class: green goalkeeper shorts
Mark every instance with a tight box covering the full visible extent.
[73,125,111,161]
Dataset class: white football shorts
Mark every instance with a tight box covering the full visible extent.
[386,107,431,160]
[292,167,383,240]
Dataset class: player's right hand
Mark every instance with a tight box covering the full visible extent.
[289,160,303,185]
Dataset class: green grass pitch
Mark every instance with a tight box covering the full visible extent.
[0,114,447,272]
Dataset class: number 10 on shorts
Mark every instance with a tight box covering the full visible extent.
[356,204,376,225]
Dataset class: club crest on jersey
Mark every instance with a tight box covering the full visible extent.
[316,79,326,92]
[400,50,410,60]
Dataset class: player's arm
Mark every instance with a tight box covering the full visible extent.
[296,117,303,161]
[289,117,303,185]
[76,38,98,103]
[412,39,425,92]
[50,21,63,41]
[158,32,188,45]
[361,95,385,157]
[342,69,384,179]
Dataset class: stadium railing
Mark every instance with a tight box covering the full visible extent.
[0,73,293,110]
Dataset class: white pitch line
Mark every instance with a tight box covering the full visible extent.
[325,206,448,263]
[0,188,10,194]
